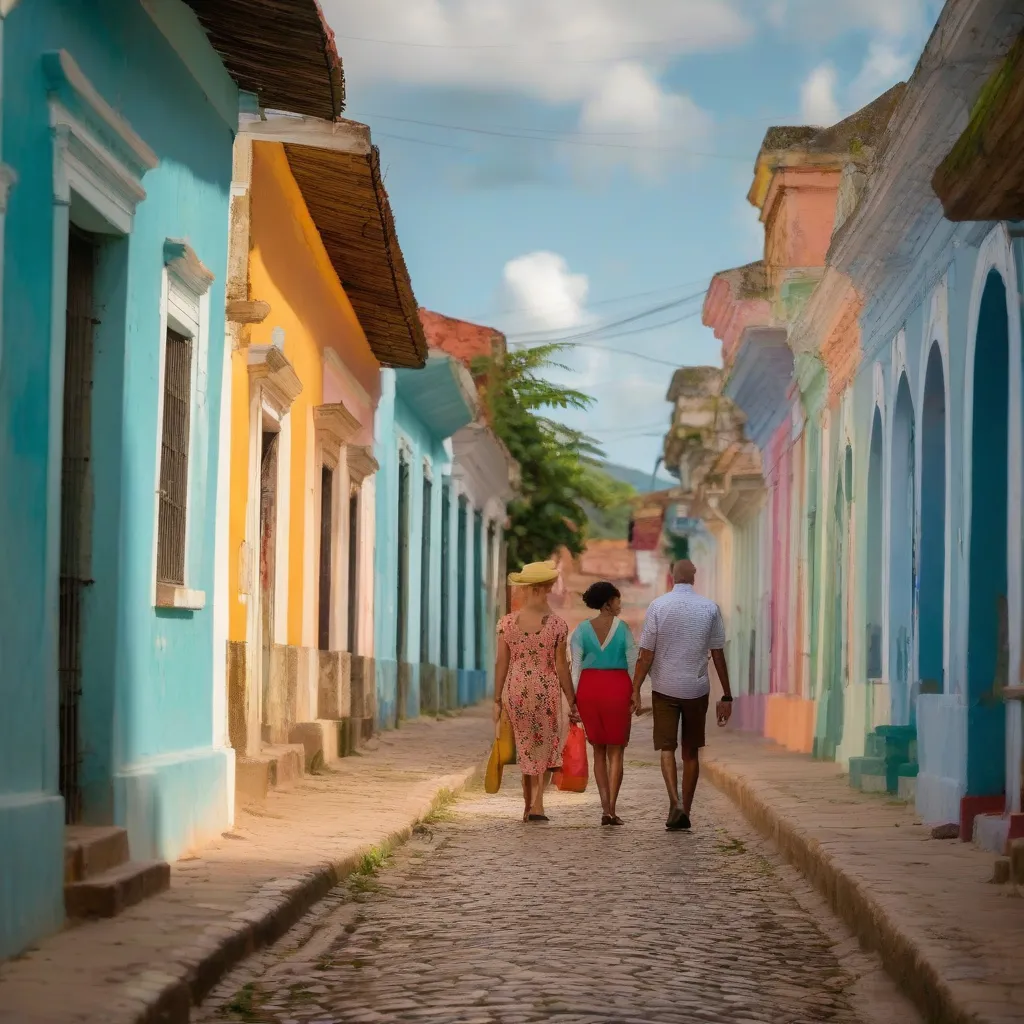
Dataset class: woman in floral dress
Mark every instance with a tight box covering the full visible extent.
[494,561,579,822]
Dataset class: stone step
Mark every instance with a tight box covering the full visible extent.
[64,859,170,919]
[236,743,307,807]
[64,826,130,884]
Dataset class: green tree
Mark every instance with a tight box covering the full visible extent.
[473,344,615,566]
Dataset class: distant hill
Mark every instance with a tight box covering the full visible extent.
[593,460,674,495]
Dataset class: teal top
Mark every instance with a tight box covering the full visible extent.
[569,617,638,689]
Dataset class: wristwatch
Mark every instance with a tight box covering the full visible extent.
[719,695,733,702]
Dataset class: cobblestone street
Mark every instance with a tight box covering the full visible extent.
[199,721,919,1024]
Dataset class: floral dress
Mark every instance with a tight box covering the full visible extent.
[498,612,569,777]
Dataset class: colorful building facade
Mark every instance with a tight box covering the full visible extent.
[665,0,1024,854]
[372,353,480,727]
[221,113,427,798]
[0,0,341,957]
[418,311,518,707]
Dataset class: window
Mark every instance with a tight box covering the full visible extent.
[318,466,334,651]
[420,473,432,664]
[156,328,193,587]
[154,240,212,609]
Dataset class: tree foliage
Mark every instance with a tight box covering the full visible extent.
[474,344,622,566]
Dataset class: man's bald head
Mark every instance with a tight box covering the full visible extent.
[673,559,696,584]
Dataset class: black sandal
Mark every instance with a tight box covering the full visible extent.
[610,816,624,826]
[601,814,613,826]
[528,814,549,822]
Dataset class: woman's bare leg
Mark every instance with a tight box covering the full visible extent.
[607,745,625,819]
[521,774,531,821]
[592,744,611,816]
[531,772,550,816]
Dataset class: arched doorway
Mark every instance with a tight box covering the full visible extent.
[889,374,915,726]
[967,270,1010,797]
[866,408,884,679]
[919,344,946,695]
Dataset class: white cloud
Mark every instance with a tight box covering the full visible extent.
[800,63,840,126]
[576,63,714,180]
[321,1,743,179]
[772,0,935,43]
[849,40,916,107]
[501,252,590,332]
[325,0,753,103]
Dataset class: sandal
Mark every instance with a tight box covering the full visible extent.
[528,814,550,822]
[601,814,613,826]
[610,816,624,826]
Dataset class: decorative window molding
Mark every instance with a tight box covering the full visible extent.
[45,50,157,234]
[314,402,361,460]
[397,434,414,462]
[153,243,212,611]
[347,445,379,485]
[248,343,302,416]
[226,299,271,324]
[423,455,433,482]
[164,239,215,296]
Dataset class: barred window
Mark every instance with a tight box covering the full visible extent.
[156,327,192,586]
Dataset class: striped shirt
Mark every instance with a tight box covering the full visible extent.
[638,584,726,700]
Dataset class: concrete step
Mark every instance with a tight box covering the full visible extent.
[64,826,130,884]
[236,743,307,807]
[64,859,170,918]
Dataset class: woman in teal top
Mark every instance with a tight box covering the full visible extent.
[569,582,638,825]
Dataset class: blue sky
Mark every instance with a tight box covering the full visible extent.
[322,0,942,476]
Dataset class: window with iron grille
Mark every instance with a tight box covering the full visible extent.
[156,327,192,586]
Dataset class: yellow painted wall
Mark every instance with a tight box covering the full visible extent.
[227,141,381,648]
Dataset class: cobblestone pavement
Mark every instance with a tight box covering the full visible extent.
[198,721,919,1024]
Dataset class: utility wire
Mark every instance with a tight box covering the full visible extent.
[505,289,706,343]
[362,113,750,159]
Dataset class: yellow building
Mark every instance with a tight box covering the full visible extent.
[218,115,426,802]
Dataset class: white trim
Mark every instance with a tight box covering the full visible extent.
[872,361,887,423]
[919,276,952,696]
[239,111,372,155]
[959,224,1021,719]
[212,331,232,812]
[1,0,21,15]
[151,248,211,606]
[43,51,158,173]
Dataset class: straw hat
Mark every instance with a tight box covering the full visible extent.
[507,560,559,586]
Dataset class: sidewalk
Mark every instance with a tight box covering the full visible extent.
[0,707,492,1024]
[704,730,1024,1024]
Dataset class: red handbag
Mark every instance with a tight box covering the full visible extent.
[555,724,588,792]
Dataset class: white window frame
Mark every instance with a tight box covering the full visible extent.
[152,240,213,610]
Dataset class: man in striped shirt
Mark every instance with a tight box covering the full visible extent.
[632,559,733,831]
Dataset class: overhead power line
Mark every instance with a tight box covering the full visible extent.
[362,113,750,159]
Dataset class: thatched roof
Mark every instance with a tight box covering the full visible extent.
[285,135,427,368]
[183,0,344,120]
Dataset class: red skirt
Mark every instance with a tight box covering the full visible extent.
[576,668,632,747]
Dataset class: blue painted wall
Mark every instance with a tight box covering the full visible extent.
[851,219,1023,825]
[0,0,237,956]
[373,369,461,728]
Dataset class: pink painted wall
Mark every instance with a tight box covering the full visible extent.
[763,168,841,277]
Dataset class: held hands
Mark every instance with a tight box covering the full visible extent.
[631,688,643,717]
[716,700,733,727]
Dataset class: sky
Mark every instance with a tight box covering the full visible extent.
[320,0,943,477]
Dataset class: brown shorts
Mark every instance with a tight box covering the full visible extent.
[651,691,709,753]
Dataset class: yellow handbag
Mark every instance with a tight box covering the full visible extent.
[485,712,516,794]
[496,712,516,766]
[484,741,503,794]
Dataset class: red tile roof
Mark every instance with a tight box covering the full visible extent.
[419,309,505,367]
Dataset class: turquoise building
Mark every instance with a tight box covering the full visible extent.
[0,0,341,957]
[373,354,480,725]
